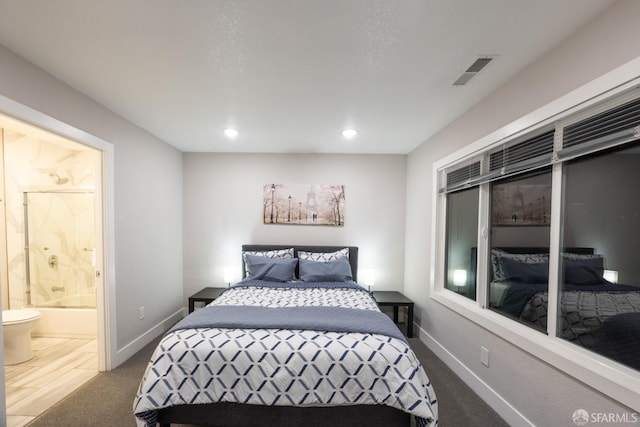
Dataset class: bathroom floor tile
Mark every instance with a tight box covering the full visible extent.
[7,369,98,416]
[29,337,66,352]
[4,338,97,421]
[4,386,36,410]
[22,338,92,367]
[3,365,31,384]
[6,414,34,427]
[76,339,98,353]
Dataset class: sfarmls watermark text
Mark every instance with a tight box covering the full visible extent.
[573,409,639,425]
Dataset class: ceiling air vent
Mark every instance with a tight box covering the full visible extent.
[453,56,496,86]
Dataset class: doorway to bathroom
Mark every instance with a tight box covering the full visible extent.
[0,112,107,424]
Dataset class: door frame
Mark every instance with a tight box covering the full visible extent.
[0,95,115,373]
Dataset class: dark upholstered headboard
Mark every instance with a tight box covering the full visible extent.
[488,247,594,255]
[241,244,359,282]
[470,246,594,285]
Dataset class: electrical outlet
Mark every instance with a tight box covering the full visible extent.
[139,306,145,320]
[480,346,490,367]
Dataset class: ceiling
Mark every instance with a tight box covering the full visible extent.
[0,0,615,154]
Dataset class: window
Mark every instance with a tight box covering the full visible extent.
[435,87,640,403]
[559,140,640,371]
[489,169,551,331]
[445,187,478,300]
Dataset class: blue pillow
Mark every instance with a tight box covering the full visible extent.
[563,257,606,285]
[244,255,297,282]
[299,257,353,282]
[499,257,549,283]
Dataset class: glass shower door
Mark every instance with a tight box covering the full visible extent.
[25,191,96,308]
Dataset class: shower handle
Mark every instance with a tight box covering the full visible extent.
[48,254,58,268]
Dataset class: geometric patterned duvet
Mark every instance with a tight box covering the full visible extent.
[521,290,640,348]
[133,282,438,427]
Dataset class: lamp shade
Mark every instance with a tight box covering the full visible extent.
[361,269,375,288]
[603,269,618,283]
[224,267,235,284]
[452,269,467,287]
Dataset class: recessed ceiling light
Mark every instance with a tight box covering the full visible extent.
[224,128,239,138]
[342,129,357,139]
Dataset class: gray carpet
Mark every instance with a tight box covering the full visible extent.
[27,333,508,427]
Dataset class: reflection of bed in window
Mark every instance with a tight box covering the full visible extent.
[482,247,640,369]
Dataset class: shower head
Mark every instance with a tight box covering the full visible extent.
[50,173,69,185]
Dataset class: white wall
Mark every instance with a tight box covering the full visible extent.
[406,1,640,426]
[0,44,183,362]
[183,153,406,299]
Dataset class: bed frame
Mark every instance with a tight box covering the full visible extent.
[157,402,409,427]
[156,244,411,427]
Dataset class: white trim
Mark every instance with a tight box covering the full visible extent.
[429,166,445,297]
[114,307,185,366]
[476,184,490,308]
[546,162,564,338]
[431,57,640,413]
[99,145,115,371]
[415,323,534,427]
[0,131,6,422]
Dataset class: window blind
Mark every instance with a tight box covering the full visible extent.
[441,161,481,193]
[488,129,554,176]
[441,93,640,194]
[558,96,640,161]
[443,129,555,193]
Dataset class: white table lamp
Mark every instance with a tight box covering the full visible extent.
[452,269,467,287]
[362,269,375,293]
[603,269,618,283]
[224,267,235,287]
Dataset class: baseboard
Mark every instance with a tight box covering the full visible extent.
[415,323,534,427]
[114,307,186,367]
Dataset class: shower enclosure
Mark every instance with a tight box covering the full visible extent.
[24,190,96,309]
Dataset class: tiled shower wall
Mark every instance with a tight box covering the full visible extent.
[2,128,98,310]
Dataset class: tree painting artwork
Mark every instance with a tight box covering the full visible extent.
[263,184,345,226]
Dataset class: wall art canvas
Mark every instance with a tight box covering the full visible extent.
[492,183,551,226]
[263,184,345,226]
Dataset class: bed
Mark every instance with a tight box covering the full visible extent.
[486,247,640,365]
[133,245,438,427]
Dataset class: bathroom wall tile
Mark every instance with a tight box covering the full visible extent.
[3,128,97,310]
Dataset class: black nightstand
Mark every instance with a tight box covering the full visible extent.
[372,291,415,338]
[188,287,227,313]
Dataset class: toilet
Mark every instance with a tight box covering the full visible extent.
[2,309,41,365]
